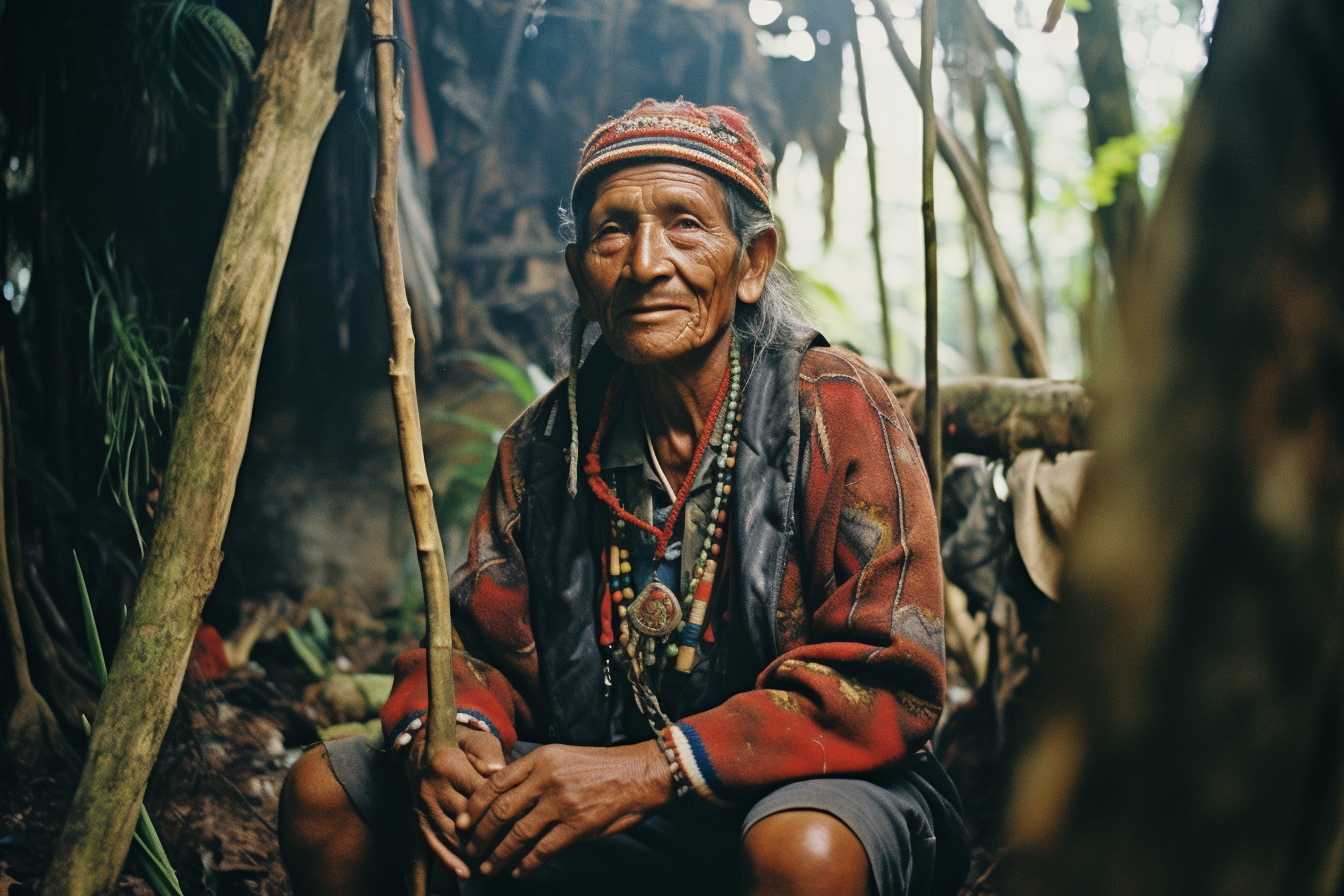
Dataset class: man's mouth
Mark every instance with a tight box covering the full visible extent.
[618,299,684,318]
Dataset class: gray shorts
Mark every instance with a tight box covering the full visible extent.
[325,736,968,896]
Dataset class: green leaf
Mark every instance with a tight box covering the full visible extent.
[131,827,184,896]
[1081,127,1178,208]
[793,271,845,311]
[74,552,108,688]
[431,409,506,440]
[306,606,334,658]
[284,627,333,680]
[1066,0,1092,10]
[352,673,394,710]
[454,351,540,404]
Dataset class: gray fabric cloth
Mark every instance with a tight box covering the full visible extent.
[324,735,967,896]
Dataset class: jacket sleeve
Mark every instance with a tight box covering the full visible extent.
[661,349,947,804]
[381,410,545,755]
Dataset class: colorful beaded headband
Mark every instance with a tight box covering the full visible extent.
[572,98,772,211]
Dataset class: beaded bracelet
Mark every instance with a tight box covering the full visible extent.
[392,711,497,755]
[662,743,692,799]
[391,712,426,754]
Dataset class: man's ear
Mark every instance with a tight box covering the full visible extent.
[736,227,778,306]
[566,244,597,321]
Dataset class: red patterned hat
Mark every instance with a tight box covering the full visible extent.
[572,99,772,211]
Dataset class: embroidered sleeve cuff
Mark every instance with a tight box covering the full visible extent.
[385,710,427,752]
[455,708,503,742]
[662,723,734,806]
[385,708,509,753]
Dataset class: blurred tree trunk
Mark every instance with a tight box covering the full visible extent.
[1006,3,1344,896]
[1076,0,1145,309]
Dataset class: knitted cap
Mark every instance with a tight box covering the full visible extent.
[572,99,772,211]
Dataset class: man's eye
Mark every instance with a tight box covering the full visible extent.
[675,217,701,230]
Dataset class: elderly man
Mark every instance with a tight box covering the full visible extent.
[280,99,969,896]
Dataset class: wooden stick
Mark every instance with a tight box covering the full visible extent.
[1043,0,1068,32]
[920,0,941,518]
[40,3,349,893]
[368,4,457,894]
[872,3,1048,378]
[852,36,896,374]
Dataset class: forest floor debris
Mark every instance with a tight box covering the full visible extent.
[2,603,1011,896]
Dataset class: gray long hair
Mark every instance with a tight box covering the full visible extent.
[559,167,811,362]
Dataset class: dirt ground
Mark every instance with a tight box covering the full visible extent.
[1,667,317,896]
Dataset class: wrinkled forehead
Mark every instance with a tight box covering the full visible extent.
[586,161,730,216]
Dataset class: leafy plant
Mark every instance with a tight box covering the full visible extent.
[79,236,190,553]
[284,607,337,681]
[135,0,256,125]
[74,553,184,896]
[1083,126,1179,207]
[430,353,542,532]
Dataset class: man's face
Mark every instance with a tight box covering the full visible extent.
[567,163,773,368]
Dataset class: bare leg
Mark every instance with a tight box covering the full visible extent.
[279,741,402,896]
[742,810,870,896]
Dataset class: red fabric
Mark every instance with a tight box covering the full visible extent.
[384,347,945,799]
[187,623,230,682]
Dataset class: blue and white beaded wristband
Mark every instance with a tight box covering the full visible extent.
[390,710,500,756]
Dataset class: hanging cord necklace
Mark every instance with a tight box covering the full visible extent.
[584,337,743,731]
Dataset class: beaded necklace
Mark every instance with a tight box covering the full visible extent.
[585,338,743,729]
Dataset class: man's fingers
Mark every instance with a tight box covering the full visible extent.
[478,816,557,878]
[414,811,472,879]
[509,824,577,879]
[465,774,541,861]
[428,746,486,796]
[419,779,467,837]
[465,755,534,827]
[459,729,506,775]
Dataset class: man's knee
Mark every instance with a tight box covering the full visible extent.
[279,742,361,854]
[742,810,870,896]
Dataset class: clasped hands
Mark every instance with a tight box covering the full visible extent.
[406,725,675,880]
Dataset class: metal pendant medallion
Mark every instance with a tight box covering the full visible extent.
[627,581,682,639]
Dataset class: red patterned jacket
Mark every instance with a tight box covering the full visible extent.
[383,333,946,805]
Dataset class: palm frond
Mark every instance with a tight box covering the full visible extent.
[136,0,256,125]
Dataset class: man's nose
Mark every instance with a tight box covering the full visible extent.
[626,223,671,283]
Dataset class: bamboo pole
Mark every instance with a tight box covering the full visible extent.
[920,0,942,517]
[40,2,348,893]
[872,3,1048,378]
[852,36,896,374]
[368,3,457,894]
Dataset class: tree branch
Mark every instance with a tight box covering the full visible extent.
[888,376,1092,461]
[872,4,1049,378]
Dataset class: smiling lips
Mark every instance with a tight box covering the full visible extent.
[616,295,691,319]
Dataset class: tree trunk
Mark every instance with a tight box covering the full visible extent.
[1005,2,1344,895]
[1076,0,1145,306]
[39,2,349,893]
